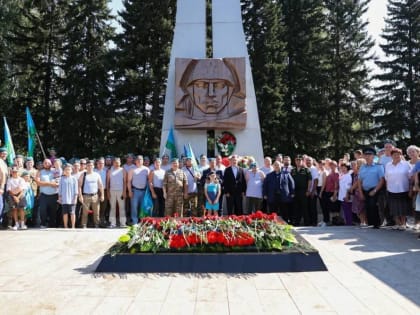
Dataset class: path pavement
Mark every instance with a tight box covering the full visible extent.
[0,226,418,314]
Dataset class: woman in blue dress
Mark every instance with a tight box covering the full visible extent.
[204,171,221,216]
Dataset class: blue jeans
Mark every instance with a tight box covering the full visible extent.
[131,189,145,224]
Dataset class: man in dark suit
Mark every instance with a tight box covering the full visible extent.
[223,155,246,215]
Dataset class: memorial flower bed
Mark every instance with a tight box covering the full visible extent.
[108,211,299,256]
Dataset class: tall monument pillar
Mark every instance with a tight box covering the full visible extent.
[160,0,264,164]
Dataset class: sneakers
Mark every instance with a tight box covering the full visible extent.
[359,223,369,228]
[40,225,48,230]
[9,224,19,231]
[19,224,27,230]
[318,221,327,227]
[107,224,116,229]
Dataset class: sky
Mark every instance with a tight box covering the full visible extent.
[109,0,388,72]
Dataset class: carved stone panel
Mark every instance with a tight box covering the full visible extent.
[175,57,246,129]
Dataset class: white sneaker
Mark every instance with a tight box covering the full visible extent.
[318,222,327,227]
[360,223,368,228]
[413,224,420,231]
[19,224,27,230]
[12,224,18,231]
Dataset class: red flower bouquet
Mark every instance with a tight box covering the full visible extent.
[110,211,298,255]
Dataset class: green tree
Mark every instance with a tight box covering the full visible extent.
[58,0,115,158]
[281,0,330,157]
[0,0,19,115]
[111,0,176,157]
[242,0,287,157]
[373,0,420,147]
[323,0,374,158]
[4,0,68,156]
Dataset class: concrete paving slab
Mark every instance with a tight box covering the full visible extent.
[0,226,419,314]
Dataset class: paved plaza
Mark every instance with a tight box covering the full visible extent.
[0,225,419,314]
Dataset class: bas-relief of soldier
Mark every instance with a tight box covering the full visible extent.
[175,58,247,129]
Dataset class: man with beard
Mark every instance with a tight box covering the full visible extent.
[36,159,59,228]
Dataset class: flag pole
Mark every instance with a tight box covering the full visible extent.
[35,131,47,160]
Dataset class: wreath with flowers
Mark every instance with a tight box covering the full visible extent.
[216,131,237,157]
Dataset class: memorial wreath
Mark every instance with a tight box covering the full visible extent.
[108,211,300,255]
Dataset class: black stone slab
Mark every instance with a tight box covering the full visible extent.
[95,232,327,273]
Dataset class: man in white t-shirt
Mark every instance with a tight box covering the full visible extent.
[78,160,104,228]
[127,155,149,224]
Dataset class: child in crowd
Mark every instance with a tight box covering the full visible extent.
[204,171,221,216]
[58,164,78,228]
[6,167,27,230]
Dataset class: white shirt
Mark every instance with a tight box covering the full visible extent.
[215,164,226,175]
[109,167,124,191]
[152,169,165,189]
[95,168,108,189]
[338,173,352,201]
[308,166,318,191]
[82,172,102,194]
[130,166,149,189]
[385,161,410,193]
[246,170,264,198]
[260,166,273,175]
[232,166,238,178]
[6,177,26,194]
[182,166,198,193]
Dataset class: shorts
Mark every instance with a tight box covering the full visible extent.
[8,194,27,209]
[62,204,76,215]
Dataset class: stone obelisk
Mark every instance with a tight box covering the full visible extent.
[160,0,264,164]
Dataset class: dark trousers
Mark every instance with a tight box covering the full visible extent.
[226,192,243,215]
[322,191,340,223]
[99,189,109,225]
[153,187,165,217]
[307,194,318,226]
[317,187,327,223]
[292,191,308,226]
[39,193,58,227]
[364,190,380,228]
[268,194,292,224]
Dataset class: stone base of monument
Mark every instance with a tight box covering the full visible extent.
[95,233,327,273]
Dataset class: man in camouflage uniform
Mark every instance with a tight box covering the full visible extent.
[163,158,188,217]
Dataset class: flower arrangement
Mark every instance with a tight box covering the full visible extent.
[216,131,237,157]
[108,211,299,256]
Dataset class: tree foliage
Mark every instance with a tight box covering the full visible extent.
[0,0,413,160]
[373,0,420,148]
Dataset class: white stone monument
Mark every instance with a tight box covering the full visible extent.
[160,0,264,164]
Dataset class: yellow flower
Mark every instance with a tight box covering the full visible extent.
[119,234,131,243]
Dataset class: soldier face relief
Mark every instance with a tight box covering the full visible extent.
[175,58,247,129]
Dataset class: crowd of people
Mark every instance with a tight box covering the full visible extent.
[0,141,419,239]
